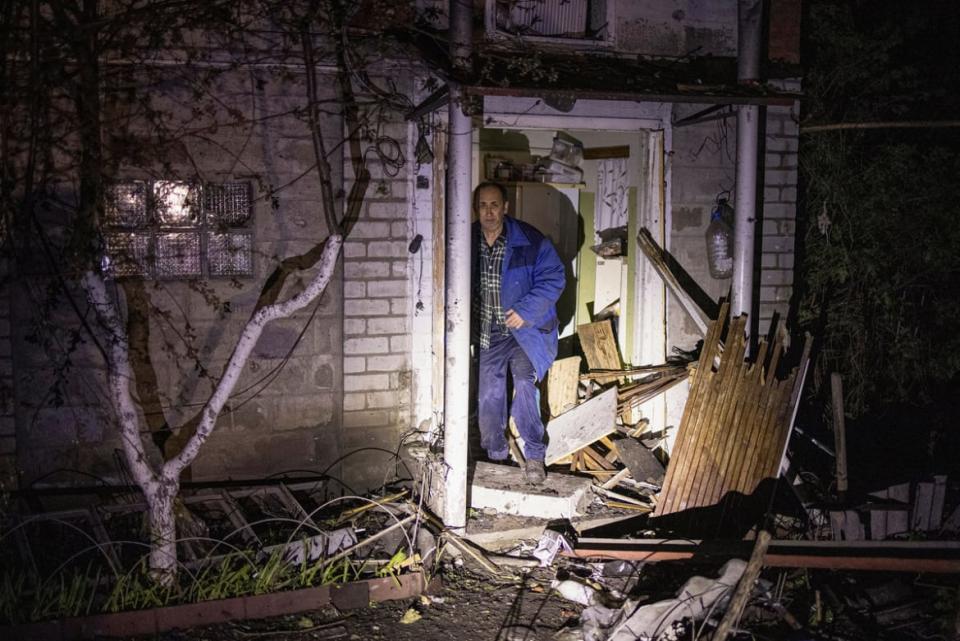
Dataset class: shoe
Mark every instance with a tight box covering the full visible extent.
[524,459,546,485]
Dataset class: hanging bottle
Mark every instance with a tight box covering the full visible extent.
[706,199,734,279]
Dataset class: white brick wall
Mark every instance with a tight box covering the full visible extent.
[341,102,414,437]
[760,81,801,332]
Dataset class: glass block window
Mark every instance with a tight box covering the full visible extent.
[204,183,251,227]
[154,181,200,227]
[103,180,254,279]
[208,232,253,277]
[105,182,148,228]
[104,232,152,277]
[156,232,202,278]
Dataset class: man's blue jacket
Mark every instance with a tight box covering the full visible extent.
[472,216,566,381]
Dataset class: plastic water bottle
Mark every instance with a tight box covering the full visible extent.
[706,201,733,279]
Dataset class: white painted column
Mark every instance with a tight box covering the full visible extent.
[732,0,764,332]
[442,0,472,529]
[732,106,759,323]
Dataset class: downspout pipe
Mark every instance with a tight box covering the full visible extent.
[442,0,472,529]
[732,0,763,340]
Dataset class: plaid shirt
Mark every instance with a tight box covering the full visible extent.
[478,231,510,350]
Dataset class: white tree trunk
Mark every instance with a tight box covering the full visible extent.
[82,234,343,583]
[145,478,179,585]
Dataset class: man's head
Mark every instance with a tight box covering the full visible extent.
[474,181,509,238]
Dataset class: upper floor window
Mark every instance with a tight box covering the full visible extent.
[486,0,613,44]
[103,181,254,279]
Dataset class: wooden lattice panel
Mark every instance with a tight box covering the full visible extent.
[653,304,808,516]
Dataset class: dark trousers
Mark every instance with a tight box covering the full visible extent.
[477,333,546,462]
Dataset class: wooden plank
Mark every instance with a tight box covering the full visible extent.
[577,320,621,371]
[655,308,803,516]
[544,387,618,465]
[914,481,935,531]
[830,510,865,541]
[546,356,581,418]
[888,483,911,536]
[654,303,727,516]
[830,373,848,497]
[636,227,712,337]
[583,145,630,160]
[580,445,616,471]
[570,538,960,573]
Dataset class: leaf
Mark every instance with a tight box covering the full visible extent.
[399,608,421,624]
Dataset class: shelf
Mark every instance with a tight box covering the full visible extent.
[498,181,586,189]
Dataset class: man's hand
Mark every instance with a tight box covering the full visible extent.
[504,309,526,329]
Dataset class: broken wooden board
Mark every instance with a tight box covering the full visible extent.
[869,483,911,539]
[912,475,947,532]
[636,227,712,337]
[577,320,621,371]
[613,438,665,485]
[653,306,807,516]
[830,510,865,541]
[544,387,618,466]
[546,356,581,418]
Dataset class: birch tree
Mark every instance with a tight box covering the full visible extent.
[1,0,412,583]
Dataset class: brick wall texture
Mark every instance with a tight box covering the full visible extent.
[668,83,801,352]
[340,108,414,482]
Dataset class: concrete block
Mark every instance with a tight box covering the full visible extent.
[390,335,411,353]
[344,336,389,354]
[391,261,408,278]
[342,409,392,429]
[390,298,409,315]
[778,253,795,269]
[344,299,390,316]
[344,356,366,374]
[349,221,393,239]
[762,236,793,253]
[366,355,407,371]
[366,390,401,409]
[344,392,366,411]
[367,241,408,258]
[344,373,389,392]
[344,282,366,298]
[344,319,366,335]
[762,203,795,219]
[367,280,407,298]
[766,136,798,153]
[367,201,407,220]
[469,462,593,519]
[761,269,793,286]
[345,261,391,279]
[765,169,798,187]
[367,317,408,335]
[343,243,366,258]
[390,221,408,239]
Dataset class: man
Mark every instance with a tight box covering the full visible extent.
[472,181,565,484]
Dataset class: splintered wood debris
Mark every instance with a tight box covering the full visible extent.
[654,303,811,516]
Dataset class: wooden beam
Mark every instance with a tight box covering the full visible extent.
[570,538,960,573]
[830,373,848,497]
[582,145,630,159]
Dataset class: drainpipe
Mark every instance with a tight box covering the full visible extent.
[732,0,763,338]
[442,0,472,529]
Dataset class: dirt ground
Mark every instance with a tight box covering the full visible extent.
[131,566,585,641]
